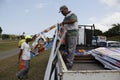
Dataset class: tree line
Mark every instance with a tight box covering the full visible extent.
[103,24,120,37]
[0,23,120,40]
[92,23,120,37]
[0,27,20,40]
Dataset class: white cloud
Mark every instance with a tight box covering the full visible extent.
[99,12,120,24]
[35,3,47,9]
[89,17,98,22]
[25,9,30,13]
[99,0,120,7]
[89,12,120,32]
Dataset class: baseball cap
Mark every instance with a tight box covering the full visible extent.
[25,35,32,39]
[59,5,68,13]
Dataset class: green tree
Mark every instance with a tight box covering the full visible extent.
[0,27,2,34]
[103,23,120,37]
[94,29,103,36]
[2,34,10,40]
[112,23,120,35]
[0,27,2,38]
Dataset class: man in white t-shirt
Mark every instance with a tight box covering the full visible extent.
[16,35,32,80]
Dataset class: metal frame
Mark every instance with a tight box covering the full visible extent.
[44,24,120,80]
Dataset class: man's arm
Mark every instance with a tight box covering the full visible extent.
[62,19,76,25]
[18,49,23,61]
[61,13,77,25]
[18,41,21,48]
[17,49,23,64]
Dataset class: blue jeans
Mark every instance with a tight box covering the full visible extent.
[17,60,30,78]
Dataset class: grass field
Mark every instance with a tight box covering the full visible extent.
[0,49,50,80]
[0,40,51,80]
[107,36,120,42]
[0,36,119,80]
[0,40,18,53]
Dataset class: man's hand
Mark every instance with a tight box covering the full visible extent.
[59,22,64,27]
[17,59,20,64]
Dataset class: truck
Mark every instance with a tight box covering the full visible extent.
[92,35,107,46]
[44,24,120,80]
[77,24,107,47]
[77,24,95,46]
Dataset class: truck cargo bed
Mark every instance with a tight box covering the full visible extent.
[59,54,120,80]
[72,55,106,70]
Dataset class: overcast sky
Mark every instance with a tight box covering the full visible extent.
[1,0,120,37]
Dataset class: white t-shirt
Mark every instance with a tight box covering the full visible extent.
[63,12,78,30]
[21,42,31,60]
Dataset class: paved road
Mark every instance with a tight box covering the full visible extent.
[0,48,19,60]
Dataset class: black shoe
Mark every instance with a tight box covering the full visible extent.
[17,76,23,80]
[66,63,73,70]
[23,75,28,79]
[16,74,23,80]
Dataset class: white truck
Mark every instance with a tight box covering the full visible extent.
[44,24,120,80]
[56,51,120,80]
[78,24,95,46]
[44,48,120,80]
[92,35,107,46]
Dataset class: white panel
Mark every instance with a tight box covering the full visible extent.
[62,70,120,80]
[78,28,85,45]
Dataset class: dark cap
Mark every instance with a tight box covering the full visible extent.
[59,5,68,13]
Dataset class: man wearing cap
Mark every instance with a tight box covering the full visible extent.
[59,5,78,69]
[18,35,25,48]
[17,35,25,64]
[16,35,32,80]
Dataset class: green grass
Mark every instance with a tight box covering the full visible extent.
[0,36,119,80]
[0,49,50,80]
[107,36,120,42]
[0,40,18,53]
